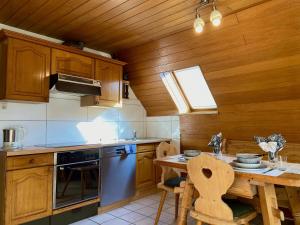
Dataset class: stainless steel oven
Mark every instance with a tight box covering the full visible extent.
[53,148,100,209]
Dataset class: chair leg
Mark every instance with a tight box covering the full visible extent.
[61,170,74,197]
[155,190,168,225]
[175,193,180,219]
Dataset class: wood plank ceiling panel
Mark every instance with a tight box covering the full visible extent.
[116,0,300,146]
[0,0,269,53]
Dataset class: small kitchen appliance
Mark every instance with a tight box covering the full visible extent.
[2,128,17,149]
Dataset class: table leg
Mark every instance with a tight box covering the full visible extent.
[258,183,281,225]
[285,187,300,225]
[177,177,194,225]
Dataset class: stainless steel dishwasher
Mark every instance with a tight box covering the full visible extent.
[100,144,136,206]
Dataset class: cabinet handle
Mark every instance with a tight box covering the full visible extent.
[29,159,35,164]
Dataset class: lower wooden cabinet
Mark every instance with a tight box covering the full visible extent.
[136,151,156,189]
[5,166,53,225]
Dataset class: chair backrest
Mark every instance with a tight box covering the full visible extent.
[156,142,179,182]
[225,139,300,163]
[187,154,235,221]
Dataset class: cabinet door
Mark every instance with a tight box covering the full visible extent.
[51,49,94,78]
[95,60,122,105]
[6,166,53,225]
[6,38,50,102]
[136,152,156,189]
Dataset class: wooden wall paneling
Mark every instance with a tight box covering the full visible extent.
[0,0,9,10]
[91,0,204,48]
[0,0,29,22]
[98,0,268,51]
[55,0,130,40]
[53,0,145,37]
[0,0,268,52]
[80,0,188,44]
[3,0,49,26]
[117,1,300,147]
[18,0,70,29]
[30,0,91,33]
[42,0,108,36]
[124,32,300,80]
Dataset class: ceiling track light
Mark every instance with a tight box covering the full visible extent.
[193,0,222,33]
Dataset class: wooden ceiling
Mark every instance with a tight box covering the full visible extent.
[0,0,268,53]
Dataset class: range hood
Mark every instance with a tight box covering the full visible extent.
[50,73,101,96]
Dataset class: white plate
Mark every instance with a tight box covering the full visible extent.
[232,160,261,169]
[236,153,262,164]
[231,163,268,171]
[183,155,196,160]
[184,150,201,157]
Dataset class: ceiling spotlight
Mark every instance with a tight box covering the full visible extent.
[194,14,205,33]
[210,4,222,26]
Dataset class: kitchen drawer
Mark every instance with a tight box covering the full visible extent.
[137,144,155,153]
[7,153,53,170]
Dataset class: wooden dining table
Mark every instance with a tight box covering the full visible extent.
[154,153,300,225]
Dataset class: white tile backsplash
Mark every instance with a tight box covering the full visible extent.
[88,107,119,122]
[0,102,46,121]
[0,121,46,147]
[47,98,87,121]
[118,104,145,122]
[0,87,180,147]
[46,121,87,144]
[118,122,145,139]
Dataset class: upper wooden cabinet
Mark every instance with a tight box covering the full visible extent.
[95,60,122,103]
[51,49,94,79]
[0,38,50,102]
[81,60,123,107]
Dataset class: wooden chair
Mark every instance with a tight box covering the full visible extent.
[154,142,185,225]
[187,154,257,225]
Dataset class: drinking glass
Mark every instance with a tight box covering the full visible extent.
[17,126,26,149]
[277,155,288,171]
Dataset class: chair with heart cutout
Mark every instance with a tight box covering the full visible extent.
[187,154,257,225]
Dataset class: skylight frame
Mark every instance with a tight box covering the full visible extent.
[160,65,218,115]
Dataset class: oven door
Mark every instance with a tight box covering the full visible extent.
[54,160,100,209]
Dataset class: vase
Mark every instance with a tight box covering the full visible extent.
[268,151,279,163]
[213,147,221,156]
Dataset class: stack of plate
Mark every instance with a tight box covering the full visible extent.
[231,153,267,171]
[183,150,201,160]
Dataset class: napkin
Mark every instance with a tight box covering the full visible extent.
[254,134,286,153]
[258,142,277,153]
[263,169,285,177]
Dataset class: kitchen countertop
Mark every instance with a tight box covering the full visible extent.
[1,138,172,156]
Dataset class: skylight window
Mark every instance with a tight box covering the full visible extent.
[161,66,217,114]
[160,72,189,114]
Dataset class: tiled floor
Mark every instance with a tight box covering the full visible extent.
[70,192,290,225]
[70,193,183,225]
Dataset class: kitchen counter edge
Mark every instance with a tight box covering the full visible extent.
[1,139,172,156]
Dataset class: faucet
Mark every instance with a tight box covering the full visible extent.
[133,130,137,141]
